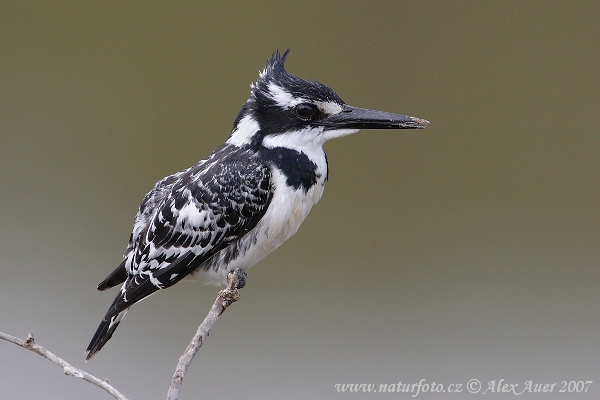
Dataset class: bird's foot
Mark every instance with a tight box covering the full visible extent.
[218,269,248,307]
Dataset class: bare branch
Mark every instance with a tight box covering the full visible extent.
[1,269,247,400]
[167,268,247,400]
[0,331,129,400]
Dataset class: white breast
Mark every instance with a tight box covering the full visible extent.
[189,151,328,285]
[255,165,326,252]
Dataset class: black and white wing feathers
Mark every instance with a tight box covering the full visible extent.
[95,171,182,291]
[108,147,272,319]
[86,146,272,359]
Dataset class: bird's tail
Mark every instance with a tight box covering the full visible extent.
[85,308,128,361]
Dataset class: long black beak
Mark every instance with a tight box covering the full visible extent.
[320,105,429,130]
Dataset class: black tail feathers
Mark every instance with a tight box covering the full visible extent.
[85,311,125,361]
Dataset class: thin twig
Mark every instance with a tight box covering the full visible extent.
[1,270,247,400]
[0,331,129,400]
[166,268,247,400]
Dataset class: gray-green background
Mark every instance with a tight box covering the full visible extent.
[1,2,598,399]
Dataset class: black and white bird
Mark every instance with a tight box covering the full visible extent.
[85,49,428,360]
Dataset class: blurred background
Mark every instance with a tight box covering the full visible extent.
[1,2,598,399]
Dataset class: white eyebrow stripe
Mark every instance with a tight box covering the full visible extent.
[267,83,344,116]
[268,83,297,108]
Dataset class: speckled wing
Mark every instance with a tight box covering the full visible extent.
[104,148,273,320]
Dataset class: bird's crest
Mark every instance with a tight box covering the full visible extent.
[251,49,342,111]
[260,48,291,80]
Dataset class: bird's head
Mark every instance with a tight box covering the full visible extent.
[227,49,429,149]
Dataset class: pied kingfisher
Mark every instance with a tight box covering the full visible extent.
[85,49,429,360]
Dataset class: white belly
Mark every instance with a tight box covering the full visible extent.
[189,166,326,285]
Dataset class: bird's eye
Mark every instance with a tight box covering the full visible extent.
[295,103,318,120]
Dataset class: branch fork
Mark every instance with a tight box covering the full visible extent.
[1,268,248,400]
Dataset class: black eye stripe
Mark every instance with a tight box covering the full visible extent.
[295,103,318,120]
